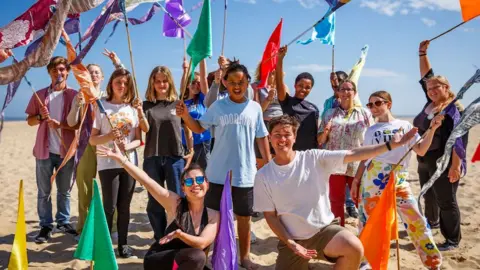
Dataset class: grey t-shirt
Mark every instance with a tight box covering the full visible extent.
[257,87,283,120]
[143,100,184,158]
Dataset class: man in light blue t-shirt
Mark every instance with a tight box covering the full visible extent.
[176,63,271,270]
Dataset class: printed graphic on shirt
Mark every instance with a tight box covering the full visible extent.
[373,127,405,144]
[108,112,134,137]
[219,113,255,128]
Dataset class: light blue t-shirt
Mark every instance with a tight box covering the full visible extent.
[200,97,269,187]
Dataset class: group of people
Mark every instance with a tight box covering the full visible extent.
[23,39,467,270]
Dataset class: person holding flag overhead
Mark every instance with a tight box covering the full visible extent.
[254,114,418,270]
[351,91,442,269]
[25,56,79,244]
[176,62,272,269]
[97,138,219,270]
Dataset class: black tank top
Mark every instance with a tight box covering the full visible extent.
[162,198,209,251]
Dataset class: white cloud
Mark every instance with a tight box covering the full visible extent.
[361,68,402,77]
[290,64,331,73]
[360,0,402,16]
[360,0,461,16]
[235,0,256,3]
[421,17,437,27]
[463,28,475,32]
[297,0,321,9]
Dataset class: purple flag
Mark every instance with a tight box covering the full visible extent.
[71,105,94,189]
[0,59,21,140]
[212,171,238,270]
[25,18,81,57]
[163,0,192,38]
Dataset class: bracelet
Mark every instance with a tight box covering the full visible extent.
[386,141,392,151]
[419,53,427,57]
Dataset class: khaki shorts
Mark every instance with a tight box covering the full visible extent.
[275,219,346,270]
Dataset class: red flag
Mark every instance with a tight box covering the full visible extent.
[472,143,480,163]
[258,19,283,89]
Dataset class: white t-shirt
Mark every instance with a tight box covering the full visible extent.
[254,149,348,240]
[48,90,64,155]
[93,98,139,171]
[363,119,421,167]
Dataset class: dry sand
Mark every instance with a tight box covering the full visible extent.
[0,120,479,269]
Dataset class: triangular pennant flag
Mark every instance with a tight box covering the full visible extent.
[258,19,283,89]
[472,143,480,163]
[460,0,480,22]
[187,0,212,79]
[74,180,118,270]
[212,171,238,270]
[8,180,28,270]
[359,172,397,270]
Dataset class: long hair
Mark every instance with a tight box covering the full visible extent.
[182,71,201,104]
[426,75,457,112]
[105,68,135,104]
[145,66,178,102]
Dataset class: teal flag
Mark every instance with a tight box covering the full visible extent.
[186,0,212,79]
[74,180,118,270]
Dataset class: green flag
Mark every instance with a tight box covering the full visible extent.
[187,0,212,79]
[74,180,118,270]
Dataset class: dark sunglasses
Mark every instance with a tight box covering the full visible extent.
[183,176,205,187]
[366,100,387,109]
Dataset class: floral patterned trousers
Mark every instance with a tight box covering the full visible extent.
[358,160,442,269]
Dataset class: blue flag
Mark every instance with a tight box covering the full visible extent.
[212,171,238,270]
[298,7,335,45]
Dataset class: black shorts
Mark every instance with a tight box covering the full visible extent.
[205,182,254,217]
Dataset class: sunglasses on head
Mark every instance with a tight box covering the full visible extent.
[366,100,387,109]
[183,176,205,187]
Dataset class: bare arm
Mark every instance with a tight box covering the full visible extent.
[125,127,142,151]
[176,102,206,134]
[175,210,219,250]
[89,128,115,146]
[26,115,42,126]
[256,136,272,163]
[275,46,288,102]
[419,40,431,78]
[199,59,208,96]
[344,127,418,164]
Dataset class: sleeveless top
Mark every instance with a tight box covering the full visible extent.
[162,198,209,251]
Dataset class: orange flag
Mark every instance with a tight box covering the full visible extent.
[359,171,398,270]
[460,0,480,22]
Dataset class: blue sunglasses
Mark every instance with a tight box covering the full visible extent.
[184,176,206,187]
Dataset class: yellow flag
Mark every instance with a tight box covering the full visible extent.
[8,180,28,270]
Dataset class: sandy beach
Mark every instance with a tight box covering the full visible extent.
[0,119,478,270]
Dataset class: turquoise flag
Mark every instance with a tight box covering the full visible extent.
[186,0,212,79]
[297,8,335,45]
[74,180,118,270]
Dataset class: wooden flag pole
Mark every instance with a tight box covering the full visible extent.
[122,17,140,98]
[429,21,467,42]
[181,58,193,101]
[331,45,335,73]
[221,0,228,55]
[183,36,187,59]
[90,261,94,270]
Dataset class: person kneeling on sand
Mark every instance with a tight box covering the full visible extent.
[253,115,418,270]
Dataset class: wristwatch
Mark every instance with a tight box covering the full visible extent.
[36,114,43,121]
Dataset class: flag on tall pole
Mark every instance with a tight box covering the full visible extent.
[187,0,212,79]
[163,0,192,38]
[8,180,28,270]
[258,19,283,89]
[359,172,398,270]
[472,143,480,163]
[460,0,480,22]
[74,180,118,270]
[297,2,335,46]
[212,171,238,270]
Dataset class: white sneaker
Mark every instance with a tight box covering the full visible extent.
[359,262,372,270]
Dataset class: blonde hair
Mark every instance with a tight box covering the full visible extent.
[145,66,177,102]
[86,63,103,75]
[105,68,135,104]
[426,75,456,112]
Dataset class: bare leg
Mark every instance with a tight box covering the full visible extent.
[323,230,363,270]
[237,215,258,270]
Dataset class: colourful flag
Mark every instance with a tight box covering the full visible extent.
[0,59,21,141]
[212,172,238,270]
[163,0,192,38]
[359,172,398,270]
[187,0,212,79]
[298,9,335,45]
[8,180,28,270]
[258,19,283,88]
[460,0,480,22]
[0,0,57,49]
[74,180,118,270]
[325,0,351,12]
[472,143,480,163]
[457,69,480,100]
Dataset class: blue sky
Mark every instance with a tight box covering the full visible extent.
[1,0,479,119]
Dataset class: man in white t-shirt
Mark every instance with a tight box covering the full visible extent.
[254,115,418,270]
